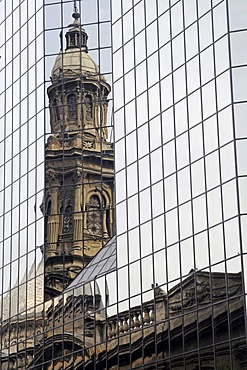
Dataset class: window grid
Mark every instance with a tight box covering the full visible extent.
[0,0,246,369]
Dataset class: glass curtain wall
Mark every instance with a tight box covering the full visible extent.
[1,0,247,369]
[0,0,115,368]
[0,0,45,366]
[113,0,247,368]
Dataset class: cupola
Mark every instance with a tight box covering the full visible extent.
[65,11,88,52]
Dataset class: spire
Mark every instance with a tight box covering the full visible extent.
[65,1,88,52]
[72,0,80,26]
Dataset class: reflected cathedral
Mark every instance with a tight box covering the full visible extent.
[0,5,246,370]
[42,8,114,300]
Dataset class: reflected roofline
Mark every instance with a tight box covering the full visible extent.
[63,235,116,293]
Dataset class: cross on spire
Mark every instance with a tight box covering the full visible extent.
[74,0,78,13]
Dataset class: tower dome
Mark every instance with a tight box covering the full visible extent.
[47,9,110,137]
[51,50,100,81]
[51,11,103,82]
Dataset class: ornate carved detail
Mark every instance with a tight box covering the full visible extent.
[68,94,77,120]
[83,141,94,149]
[169,281,210,312]
[87,195,102,236]
[63,140,71,148]
[46,171,60,188]
[169,280,241,312]
[72,170,84,184]
[211,284,241,299]
[106,143,113,150]
[63,206,73,234]
[54,68,99,80]
[76,84,80,96]
[47,136,61,149]
[59,190,73,209]
[85,95,93,120]
[54,122,61,132]
[57,68,77,77]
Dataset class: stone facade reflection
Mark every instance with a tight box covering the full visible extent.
[42,11,115,300]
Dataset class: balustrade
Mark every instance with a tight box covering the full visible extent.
[107,305,154,339]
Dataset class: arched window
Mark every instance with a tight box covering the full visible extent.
[70,34,76,46]
[53,98,60,122]
[87,195,102,235]
[85,94,93,120]
[68,94,77,120]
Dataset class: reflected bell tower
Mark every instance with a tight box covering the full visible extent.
[42,8,115,300]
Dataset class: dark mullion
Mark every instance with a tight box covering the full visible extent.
[2,0,8,363]
[155,0,169,365]
[195,1,216,368]
[8,1,15,366]
[116,0,130,368]
[143,0,159,367]
[168,0,186,366]
[181,0,200,366]
[33,0,39,361]
[130,0,145,367]
[225,0,247,347]
[210,1,234,368]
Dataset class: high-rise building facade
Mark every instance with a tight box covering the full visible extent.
[0,0,247,369]
[0,0,45,366]
[112,0,247,368]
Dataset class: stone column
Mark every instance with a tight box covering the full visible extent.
[102,209,109,239]
[95,91,99,129]
[102,102,108,141]
[46,172,60,257]
[72,170,84,254]
[60,91,67,131]
[76,85,81,127]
